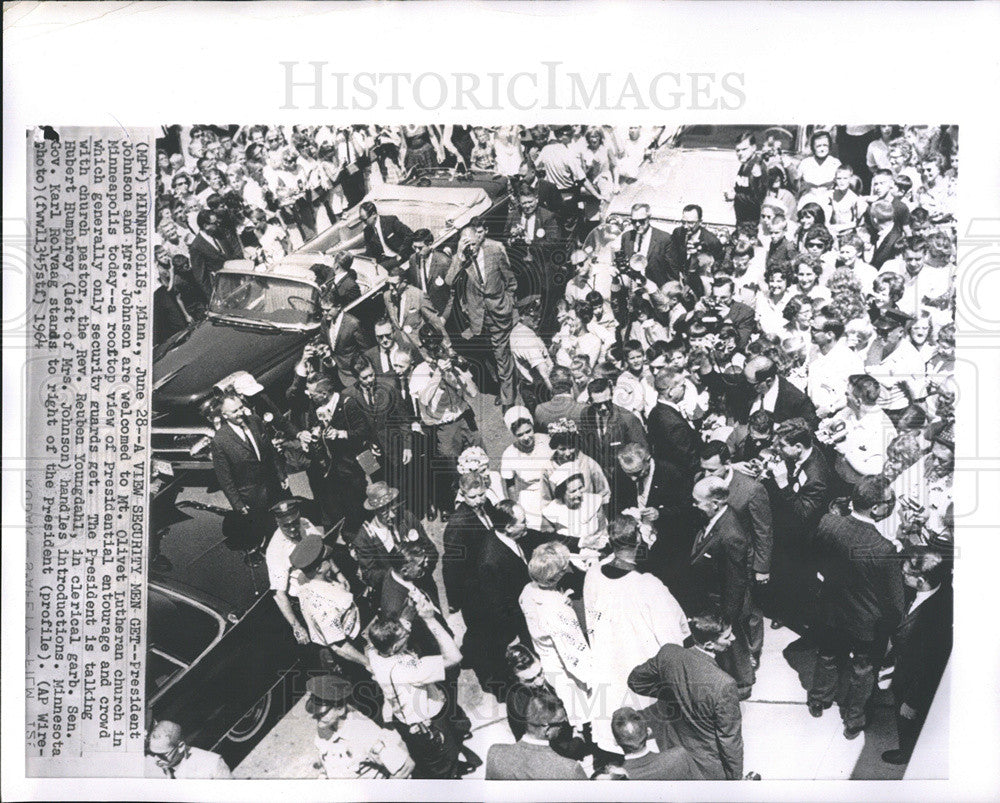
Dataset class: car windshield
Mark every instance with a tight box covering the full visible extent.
[675,125,800,152]
[209,273,319,327]
[147,588,224,695]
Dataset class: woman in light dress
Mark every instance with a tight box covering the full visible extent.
[499,406,552,532]
[540,468,609,562]
[518,540,593,728]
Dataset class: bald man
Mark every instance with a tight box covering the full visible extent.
[145,721,232,779]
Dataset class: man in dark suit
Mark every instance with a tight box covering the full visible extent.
[515,159,564,218]
[533,367,586,433]
[620,203,673,287]
[666,203,724,278]
[505,186,563,309]
[359,201,414,267]
[445,223,518,407]
[285,373,367,531]
[763,209,798,273]
[485,694,587,780]
[211,394,287,517]
[441,472,496,614]
[407,229,453,320]
[699,441,774,666]
[807,477,905,739]
[612,442,699,591]
[579,377,649,483]
[341,354,411,486]
[688,477,756,697]
[628,614,745,780]
[883,546,953,764]
[646,367,702,475]
[365,317,399,376]
[696,276,756,350]
[762,417,835,630]
[314,289,372,389]
[612,707,704,780]
[462,500,533,699]
[721,355,819,428]
[189,209,240,298]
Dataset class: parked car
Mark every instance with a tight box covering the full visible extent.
[146,484,306,768]
[152,176,504,472]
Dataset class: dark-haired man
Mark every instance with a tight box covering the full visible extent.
[667,203,724,276]
[407,229,453,319]
[359,201,414,267]
[807,477,905,739]
[628,613,744,780]
[726,133,767,225]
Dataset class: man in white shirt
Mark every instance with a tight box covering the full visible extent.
[266,499,323,645]
[808,306,864,418]
[882,236,954,327]
[865,309,926,428]
[818,374,895,486]
[145,721,232,779]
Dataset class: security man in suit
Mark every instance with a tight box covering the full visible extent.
[359,201,415,267]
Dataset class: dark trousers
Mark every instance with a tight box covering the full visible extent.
[717,610,757,693]
[394,704,461,779]
[745,585,766,661]
[808,627,876,730]
[893,699,925,758]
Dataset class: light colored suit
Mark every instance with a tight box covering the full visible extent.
[382,284,449,352]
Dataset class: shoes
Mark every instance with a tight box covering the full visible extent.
[494,396,503,406]
[750,655,760,670]
[808,701,826,718]
[843,723,864,740]
[440,510,451,523]
[244,548,265,566]
[770,620,784,630]
[426,504,439,522]
[881,749,911,765]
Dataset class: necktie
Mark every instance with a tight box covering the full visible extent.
[366,388,375,409]
[422,256,430,291]
[597,412,607,440]
[634,230,644,255]
[692,526,711,558]
[242,424,262,461]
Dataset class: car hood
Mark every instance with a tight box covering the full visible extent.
[153,318,311,408]
[608,145,738,229]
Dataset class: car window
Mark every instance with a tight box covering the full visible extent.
[147,587,222,668]
[209,274,318,325]
[675,125,799,152]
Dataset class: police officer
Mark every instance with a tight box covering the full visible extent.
[305,675,414,779]
[267,499,324,645]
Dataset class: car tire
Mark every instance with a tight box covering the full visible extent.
[218,686,284,767]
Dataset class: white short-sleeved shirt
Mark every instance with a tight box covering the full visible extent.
[369,651,446,726]
[266,519,323,597]
[315,710,411,778]
[299,577,360,645]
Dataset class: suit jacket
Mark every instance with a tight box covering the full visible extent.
[382,285,448,351]
[342,376,411,459]
[485,740,587,780]
[620,225,674,287]
[628,643,744,780]
[363,214,415,265]
[870,225,905,271]
[533,394,587,433]
[689,507,752,626]
[666,224,724,275]
[348,510,438,595]
[505,206,559,244]
[579,403,649,480]
[624,746,705,780]
[330,272,361,306]
[323,312,372,386]
[813,512,905,644]
[464,532,532,651]
[766,447,835,537]
[712,374,818,429]
[406,250,453,319]
[727,469,774,575]
[646,402,701,476]
[724,301,757,351]
[890,584,952,714]
[153,286,189,345]
[526,176,565,217]
[442,501,495,612]
[363,344,396,377]
[211,414,285,512]
[189,232,239,298]
[445,238,517,336]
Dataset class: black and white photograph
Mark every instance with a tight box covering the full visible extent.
[144,121,958,781]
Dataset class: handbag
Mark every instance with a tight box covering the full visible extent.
[388,663,455,779]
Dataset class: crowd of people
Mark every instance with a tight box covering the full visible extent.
[149,123,957,781]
